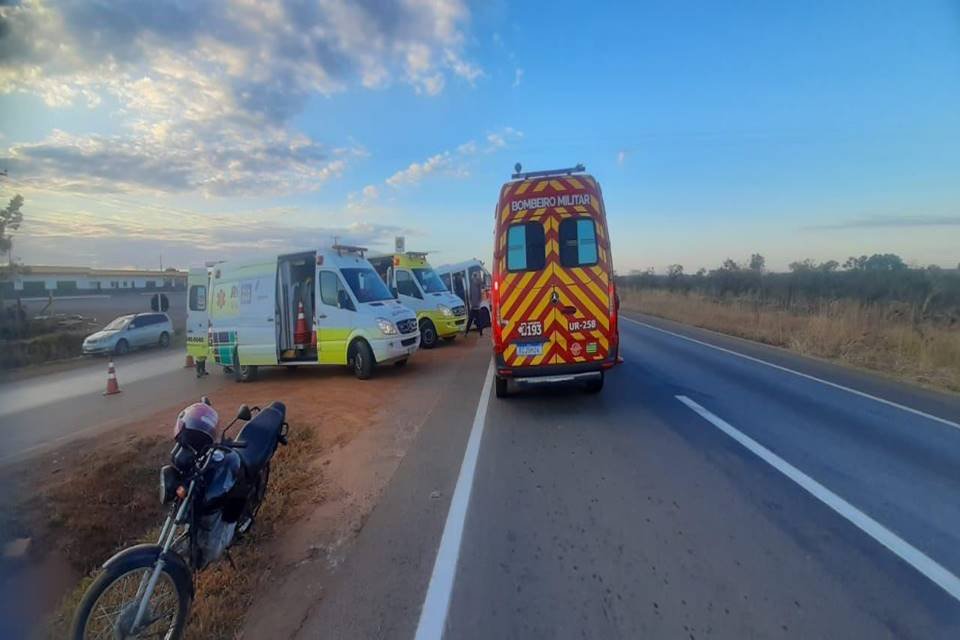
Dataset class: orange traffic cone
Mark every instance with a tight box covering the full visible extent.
[104,361,122,396]
[184,354,195,368]
[294,301,308,349]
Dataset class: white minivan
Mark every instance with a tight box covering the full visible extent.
[195,246,420,381]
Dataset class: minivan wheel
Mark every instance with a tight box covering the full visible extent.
[419,319,438,349]
[114,339,129,356]
[585,372,604,394]
[350,340,375,380]
[495,375,508,398]
[158,332,170,348]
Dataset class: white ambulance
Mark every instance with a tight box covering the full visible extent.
[189,246,420,381]
[435,259,492,329]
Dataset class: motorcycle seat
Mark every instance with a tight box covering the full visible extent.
[235,401,286,473]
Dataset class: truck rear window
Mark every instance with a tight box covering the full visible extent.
[506,222,546,272]
[559,218,599,267]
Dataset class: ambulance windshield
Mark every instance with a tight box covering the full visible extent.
[341,267,393,303]
[412,268,447,294]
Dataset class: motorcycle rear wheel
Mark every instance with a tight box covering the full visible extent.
[72,556,191,640]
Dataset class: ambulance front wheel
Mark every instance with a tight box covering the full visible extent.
[495,375,508,398]
[350,340,375,380]
[419,319,438,349]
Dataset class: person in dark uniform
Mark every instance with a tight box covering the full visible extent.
[463,271,484,336]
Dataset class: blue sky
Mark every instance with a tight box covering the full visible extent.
[1,0,958,272]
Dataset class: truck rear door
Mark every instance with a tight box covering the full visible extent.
[552,216,610,365]
[500,220,556,367]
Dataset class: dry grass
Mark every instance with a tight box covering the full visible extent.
[621,288,960,392]
[40,425,322,639]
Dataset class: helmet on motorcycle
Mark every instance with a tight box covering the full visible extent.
[174,402,219,450]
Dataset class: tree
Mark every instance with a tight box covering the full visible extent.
[819,260,840,272]
[748,253,766,273]
[844,255,867,270]
[0,194,24,257]
[863,253,906,271]
[720,258,740,272]
[666,264,684,278]
[788,259,817,272]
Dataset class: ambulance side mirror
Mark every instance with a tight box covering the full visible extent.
[391,287,399,299]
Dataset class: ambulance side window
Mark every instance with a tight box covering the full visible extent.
[396,270,422,299]
[318,271,341,307]
[189,285,206,311]
[559,218,599,267]
[506,223,546,272]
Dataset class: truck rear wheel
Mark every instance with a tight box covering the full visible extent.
[419,319,438,349]
[350,340,375,380]
[495,375,508,398]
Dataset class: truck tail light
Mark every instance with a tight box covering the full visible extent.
[492,275,504,353]
[608,279,618,347]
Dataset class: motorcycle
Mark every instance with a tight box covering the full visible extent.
[71,397,289,639]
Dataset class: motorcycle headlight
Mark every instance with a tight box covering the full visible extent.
[438,304,453,317]
[377,318,397,335]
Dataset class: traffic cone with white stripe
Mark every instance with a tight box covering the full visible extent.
[104,361,122,396]
[184,354,195,368]
[294,301,308,349]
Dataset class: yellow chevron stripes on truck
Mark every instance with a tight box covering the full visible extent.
[533,180,549,193]
[509,271,554,323]
[499,271,535,317]
[559,286,609,331]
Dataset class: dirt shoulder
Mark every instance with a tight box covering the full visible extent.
[0,334,486,639]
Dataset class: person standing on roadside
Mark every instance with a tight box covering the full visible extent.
[463,270,484,336]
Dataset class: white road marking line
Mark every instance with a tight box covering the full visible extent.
[623,316,960,431]
[415,359,494,640]
[676,394,960,602]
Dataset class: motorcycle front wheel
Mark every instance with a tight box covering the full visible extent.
[72,555,191,640]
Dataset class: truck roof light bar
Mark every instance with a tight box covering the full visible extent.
[510,163,586,180]
[331,244,368,258]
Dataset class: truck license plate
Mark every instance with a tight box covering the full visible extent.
[516,342,543,356]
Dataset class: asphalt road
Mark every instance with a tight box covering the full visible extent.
[294,314,960,639]
[0,347,221,464]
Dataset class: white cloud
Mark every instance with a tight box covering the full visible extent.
[0,0,481,197]
[15,204,413,267]
[347,184,381,213]
[385,126,522,188]
[513,68,524,87]
[3,126,357,197]
[386,152,454,187]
